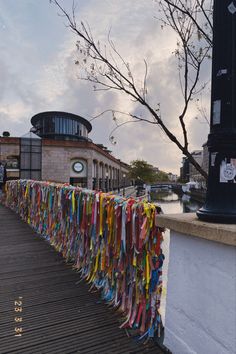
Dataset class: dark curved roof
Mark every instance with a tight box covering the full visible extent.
[31,111,92,132]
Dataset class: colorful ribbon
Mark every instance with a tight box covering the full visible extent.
[5,179,165,339]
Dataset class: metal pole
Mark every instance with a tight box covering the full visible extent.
[122,173,126,197]
[105,177,108,192]
[197,0,236,223]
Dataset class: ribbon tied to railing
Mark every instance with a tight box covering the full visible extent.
[5,179,165,339]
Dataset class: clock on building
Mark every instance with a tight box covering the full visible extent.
[73,161,84,173]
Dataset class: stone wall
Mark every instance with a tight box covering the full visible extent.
[42,145,71,183]
[165,231,236,354]
[42,141,129,189]
[0,138,20,179]
[0,137,129,189]
[0,138,20,161]
[156,213,236,354]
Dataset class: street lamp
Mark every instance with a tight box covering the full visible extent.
[123,173,126,196]
[105,171,109,192]
[197,0,236,223]
[92,177,96,190]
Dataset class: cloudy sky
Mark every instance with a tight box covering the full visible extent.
[0,0,211,174]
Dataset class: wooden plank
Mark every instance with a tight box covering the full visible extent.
[0,205,165,353]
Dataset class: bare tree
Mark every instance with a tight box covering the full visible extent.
[51,0,213,179]
[158,0,213,129]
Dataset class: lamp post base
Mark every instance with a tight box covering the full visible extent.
[196,146,236,224]
[197,207,236,224]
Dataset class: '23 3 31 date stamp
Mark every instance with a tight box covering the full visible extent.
[14,297,23,337]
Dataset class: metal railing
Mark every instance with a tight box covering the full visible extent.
[5,179,165,340]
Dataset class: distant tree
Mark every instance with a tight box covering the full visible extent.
[2,131,10,137]
[155,170,170,182]
[129,160,157,184]
[177,176,185,183]
[51,0,213,179]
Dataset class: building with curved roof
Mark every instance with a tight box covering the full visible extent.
[31,111,92,141]
[0,111,130,191]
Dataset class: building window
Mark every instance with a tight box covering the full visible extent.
[6,156,19,169]
[70,177,87,188]
[20,137,42,180]
[55,117,60,133]
[31,112,92,141]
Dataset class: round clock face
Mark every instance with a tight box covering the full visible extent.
[73,161,84,173]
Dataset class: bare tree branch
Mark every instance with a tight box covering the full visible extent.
[51,0,211,180]
[159,0,213,46]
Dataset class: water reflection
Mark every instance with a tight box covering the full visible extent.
[151,189,203,214]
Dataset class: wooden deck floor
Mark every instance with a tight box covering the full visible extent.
[0,205,164,354]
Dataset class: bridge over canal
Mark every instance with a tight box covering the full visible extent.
[0,203,165,354]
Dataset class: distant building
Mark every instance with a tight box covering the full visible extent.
[189,150,203,183]
[0,111,130,191]
[167,172,178,182]
[202,143,209,175]
[180,157,190,182]
[180,146,209,187]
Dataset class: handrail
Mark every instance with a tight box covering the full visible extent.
[5,180,165,339]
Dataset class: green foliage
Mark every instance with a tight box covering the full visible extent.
[129,159,157,183]
[129,159,169,184]
[155,170,169,182]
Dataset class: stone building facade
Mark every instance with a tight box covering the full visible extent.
[189,150,204,182]
[180,146,209,187]
[41,139,129,190]
[0,137,20,180]
[202,143,209,175]
[0,111,130,191]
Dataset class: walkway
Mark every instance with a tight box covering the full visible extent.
[0,205,164,354]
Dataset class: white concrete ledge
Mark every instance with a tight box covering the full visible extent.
[156,213,236,246]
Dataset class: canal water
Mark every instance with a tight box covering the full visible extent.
[150,188,203,214]
[152,188,204,325]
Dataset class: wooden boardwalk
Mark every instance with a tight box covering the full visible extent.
[0,205,164,354]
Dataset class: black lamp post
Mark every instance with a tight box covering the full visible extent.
[105,172,109,193]
[99,178,102,190]
[123,173,126,196]
[117,173,120,193]
[197,0,236,223]
[92,177,96,190]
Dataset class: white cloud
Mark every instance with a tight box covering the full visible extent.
[0,0,211,174]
